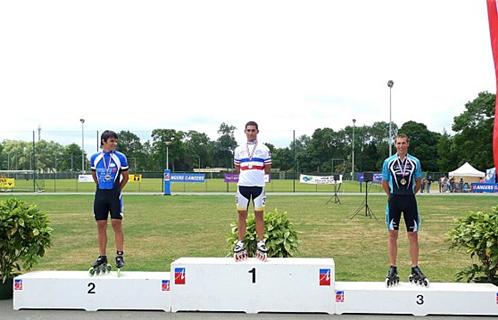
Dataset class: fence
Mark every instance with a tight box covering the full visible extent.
[0,171,456,194]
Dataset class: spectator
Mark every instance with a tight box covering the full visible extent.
[426,177,432,193]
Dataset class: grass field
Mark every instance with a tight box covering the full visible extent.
[2,193,495,283]
[8,178,387,193]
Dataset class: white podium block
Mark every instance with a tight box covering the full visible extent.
[335,281,498,316]
[170,257,335,314]
[13,271,171,311]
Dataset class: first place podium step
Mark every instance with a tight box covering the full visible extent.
[170,257,335,314]
[13,271,172,311]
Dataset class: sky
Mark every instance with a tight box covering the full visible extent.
[0,0,496,155]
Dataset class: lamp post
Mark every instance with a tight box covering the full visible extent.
[80,118,85,173]
[165,140,172,170]
[352,119,356,181]
[387,80,394,156]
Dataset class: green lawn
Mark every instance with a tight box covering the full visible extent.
[9,178,386,193]
[3,193,495,282]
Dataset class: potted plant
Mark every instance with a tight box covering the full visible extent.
[0,198,52,299]
[227,208,299,257]
[448,206,498,285]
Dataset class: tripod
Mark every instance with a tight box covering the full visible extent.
[326,182,342,204]
[351,181,376,219]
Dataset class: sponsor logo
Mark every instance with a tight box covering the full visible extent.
[336,290,345,303]
[175,268,186,285]
[161,280,170,291]
[14,279,22,291]
[319,268,331,286]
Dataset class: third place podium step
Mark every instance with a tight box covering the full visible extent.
[335,281,498,316]
[170,257,335,314]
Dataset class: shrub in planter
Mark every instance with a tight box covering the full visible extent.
[227,208,299,257]
[448,206,498,284]
[0,198,52,293]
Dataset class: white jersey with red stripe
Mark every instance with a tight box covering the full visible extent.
[234,142,271,187]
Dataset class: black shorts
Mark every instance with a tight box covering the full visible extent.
[385,194,420,232]
[94,189,123,221]
[236,186,266,211]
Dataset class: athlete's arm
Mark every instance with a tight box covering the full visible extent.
[264,163,271,175]
[382,181,390,197]
[414,178,422,194]
[235,164,240,174]
[120,171,129,191]
[91,171,98,184]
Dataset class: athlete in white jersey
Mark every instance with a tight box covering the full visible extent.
[233,121,272,261]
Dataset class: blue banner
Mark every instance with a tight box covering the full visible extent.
[471,183,498,193]
[357,172,383,183]
[171,173,205,183]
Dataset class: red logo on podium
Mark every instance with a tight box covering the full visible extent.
[14,279,22,290]
[175,268,186,285]
[336,290,344,302]
[319,268,331,286]
[162,280,170,291]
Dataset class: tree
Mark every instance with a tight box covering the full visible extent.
[398,121,440,172]
[451,92,495,170]
[151,129,186,171]
[214,123,237,168]
[184,131,211,169]
[436,131,457,173]
[117,130,145,171]
[60,143,85,172]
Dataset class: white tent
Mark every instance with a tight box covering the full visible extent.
[448,162,485,183]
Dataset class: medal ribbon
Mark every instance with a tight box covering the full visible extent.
[102,152,113,178]
[246,141,258,167]
[396,156,407,181]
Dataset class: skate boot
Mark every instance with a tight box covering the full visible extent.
[115,251,125,277]
[385,265,399,288]
[233,240,248,262]
[409,266,430,287]
[256,240,268,262]
[89,255,111,276]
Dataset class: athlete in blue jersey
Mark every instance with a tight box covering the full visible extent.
[88,130,129,275]
[382,133,429,287]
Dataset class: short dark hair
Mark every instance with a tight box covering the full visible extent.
[395,133,410,143]
[100,130,118,146]
[245,121,259,130]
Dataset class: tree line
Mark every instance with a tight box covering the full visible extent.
[0,92,495,174]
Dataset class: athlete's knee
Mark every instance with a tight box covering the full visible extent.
[254,210,264,219]
[96,220,107,229]
[407,231,418,242]
[388,230,399,241]
[111,219,122,231]
[237,210,248,219]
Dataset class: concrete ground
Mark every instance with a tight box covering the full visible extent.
[1,299,492,320]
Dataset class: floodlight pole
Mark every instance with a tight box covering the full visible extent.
[80,118,85,173]
[352,119,356,181]
[387,80,394,156]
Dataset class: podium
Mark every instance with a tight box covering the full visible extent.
[11,261,498,316]
[170,257,335,314]
[13,271,171,311]
[335,281,498,316]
